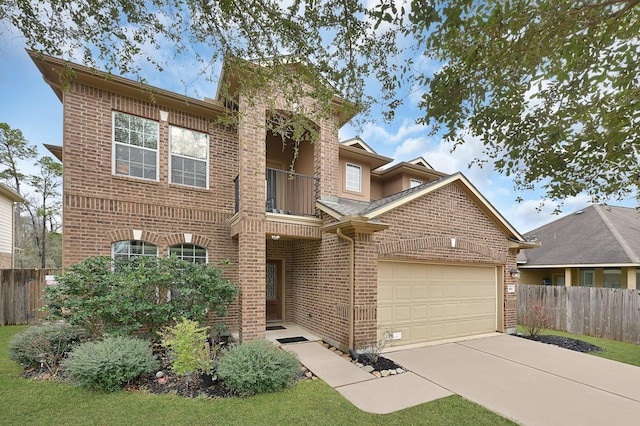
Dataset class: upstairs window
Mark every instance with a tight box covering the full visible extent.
[345,163,362,192]
[169,244,207,264]
[112,240,158,261]
[170,126,209,189]
[113,112,159,180]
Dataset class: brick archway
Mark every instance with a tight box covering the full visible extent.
[377,236,505,263]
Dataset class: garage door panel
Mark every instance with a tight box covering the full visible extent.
[378,261,497,346]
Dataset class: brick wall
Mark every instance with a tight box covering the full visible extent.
[374,182,517,333]
[60,81,241,331]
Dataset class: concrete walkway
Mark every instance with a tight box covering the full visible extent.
[284,334,640,425]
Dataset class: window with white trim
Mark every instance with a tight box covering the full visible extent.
[112,240,158,260]
[410,178,422,188]
[170,126,209,189]
[603,269,621,288]
[580,269,594,287]
[169,244,207,264]
[113,112,159,180]
[345,163,361,192]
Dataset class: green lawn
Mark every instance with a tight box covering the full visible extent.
[0,325,515,426]
[516,325,640,367]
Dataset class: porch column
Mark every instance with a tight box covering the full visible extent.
[314,115,340,201]
[237,94,267,341]
[352,232,378,349]
[626,267,637,290]
[564,268,573,286]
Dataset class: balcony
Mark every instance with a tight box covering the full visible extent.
[234,168,319,217]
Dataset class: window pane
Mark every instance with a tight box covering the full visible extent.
[112,240,158,260]
[169,244,207,264]
[603,269,621,288]
[113,112,158,180]
[346,163,361,192]
[170,126,208,160]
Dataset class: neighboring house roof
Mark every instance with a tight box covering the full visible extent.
[0,183,24,203]
[318,172,532,245]
[518,205,640,268]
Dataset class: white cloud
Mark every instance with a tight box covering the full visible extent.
[504,194,592,233]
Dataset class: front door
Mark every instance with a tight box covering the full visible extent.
[266,260,282,321]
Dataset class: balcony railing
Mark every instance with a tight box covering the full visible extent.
[234,168,319,217]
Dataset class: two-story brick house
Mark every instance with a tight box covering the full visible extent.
[31,51,535,351]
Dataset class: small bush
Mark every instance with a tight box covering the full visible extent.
[522,301,552,338]
[216,340,300,396]
[64,336,158,392]
[158,318,215,375]
[8,323,87,373]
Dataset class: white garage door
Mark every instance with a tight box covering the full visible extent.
[378,261,497,345]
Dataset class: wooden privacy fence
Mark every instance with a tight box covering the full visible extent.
[0,269,61,326]
[517,284,640,345]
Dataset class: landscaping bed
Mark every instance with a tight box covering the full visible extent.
[517,334,605,353]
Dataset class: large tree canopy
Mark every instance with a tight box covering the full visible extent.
[2,0,639,205]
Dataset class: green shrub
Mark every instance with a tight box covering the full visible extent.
[8,323,87,373]
[217,340,301,396]
[44,256,237,338]
[158,318,215,375]
[64,336,158,392]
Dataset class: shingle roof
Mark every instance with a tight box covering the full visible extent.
[519,205,640,267]
[317,176,448,217]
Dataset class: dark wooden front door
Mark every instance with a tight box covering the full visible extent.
[266,260,282,321]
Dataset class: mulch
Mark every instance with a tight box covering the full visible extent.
[517,334,606,353]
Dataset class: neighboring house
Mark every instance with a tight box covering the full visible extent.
[0,183,25,268]
[518,205,639,289]
[30,51,536,350]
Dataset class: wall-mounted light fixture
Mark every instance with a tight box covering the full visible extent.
[509,269,521,279]
[271,235,281,241]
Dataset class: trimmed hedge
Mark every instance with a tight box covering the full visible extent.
[217,340,300,396]
[64,336,158,392]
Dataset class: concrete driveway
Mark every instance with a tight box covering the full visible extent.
[386,334,640,426]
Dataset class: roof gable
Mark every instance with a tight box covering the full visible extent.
[318,172,527,242]
[408,157,433,169]
[341,137,377,153]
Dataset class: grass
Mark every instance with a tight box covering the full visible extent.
[516,325,640,367]
[0,325,515,426]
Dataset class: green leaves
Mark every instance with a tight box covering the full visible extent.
[413,0,640,204]
[44,256,238,338]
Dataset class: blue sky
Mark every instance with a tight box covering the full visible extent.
[1,27,631,234]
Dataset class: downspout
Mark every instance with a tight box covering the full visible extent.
[336,228,355,350]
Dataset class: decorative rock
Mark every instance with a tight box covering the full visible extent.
[355,362,364,368]
[372,371,382,378]
[156,371,165,379]
[396,368,405,374]
[321,343,329,348]
[340,353,350,359]
[305,372,313,378]
[361,365,374,373]
[312,376,318,380]
[390,369,397,375]
[335,350,343,355]
[329,346,337,352]
[381,369,391,377]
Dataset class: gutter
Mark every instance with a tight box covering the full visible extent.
[336,228,355,350]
